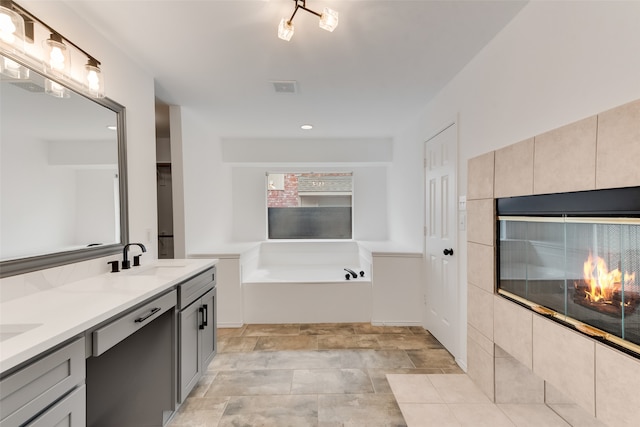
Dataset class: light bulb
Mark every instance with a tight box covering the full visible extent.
[43,35,70,76]
[0,12,16,44]
[87,69,99,90]
[84,59,105,98]
[278,18,294,41]
[0,5,25,52]
[50,46,65,70]
[319,7,338,32]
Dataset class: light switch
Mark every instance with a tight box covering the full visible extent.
[458,196,467,211]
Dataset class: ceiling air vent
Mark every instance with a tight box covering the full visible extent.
[271,80,297,94]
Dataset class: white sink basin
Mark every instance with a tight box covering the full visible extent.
[130,264,186,276]
[0,323,42,342]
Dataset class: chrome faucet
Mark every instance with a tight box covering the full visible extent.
[122,243,147,269]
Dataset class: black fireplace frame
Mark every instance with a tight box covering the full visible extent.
[496,186,640,217]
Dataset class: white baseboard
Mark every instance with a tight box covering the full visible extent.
[371,321,423,327]
[217,322,244,328]
[455,357,468,372]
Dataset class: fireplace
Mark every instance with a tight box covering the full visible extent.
[497,186,640,356]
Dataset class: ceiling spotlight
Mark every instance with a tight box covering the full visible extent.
[278,0,338,41]
[301,124,313,130]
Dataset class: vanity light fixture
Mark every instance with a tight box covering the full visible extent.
[278,0,338,41]
[0,0,106,98]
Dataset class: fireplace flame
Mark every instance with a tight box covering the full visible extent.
[582,253,636,304]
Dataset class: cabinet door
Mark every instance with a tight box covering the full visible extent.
[200,288,217,370]
[178,301,201,403]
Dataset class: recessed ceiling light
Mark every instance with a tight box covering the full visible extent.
[107,125,117,131]
[301,124,313,130]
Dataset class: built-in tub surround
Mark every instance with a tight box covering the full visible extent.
[241,241,373,323]
[190,240,423,328]
[466,98,640,427]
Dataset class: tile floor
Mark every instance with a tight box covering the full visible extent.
[388,374,583,427]
[167,323,587,426]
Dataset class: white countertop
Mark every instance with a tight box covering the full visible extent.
[0,258,217,374]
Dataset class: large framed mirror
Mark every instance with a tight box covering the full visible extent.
[0,52,128,278]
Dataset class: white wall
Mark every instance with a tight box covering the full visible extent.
[182,122,393,249]
[391,0,640,365]
[181,108,233,252]
[75,169,118,245]
[20,1,159,259]
[0,137,76,258]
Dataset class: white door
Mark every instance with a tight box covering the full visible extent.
[424,123,458,357]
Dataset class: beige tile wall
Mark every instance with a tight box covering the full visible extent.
[494,138,534,198]
[493,296,532,370]
[466,151,496,400]
[532,316,596,416]
[596,100,640,189]
[494,345,544,404]
[467,151,495,199]
[533,116,597,194]
[466,242,494,293]
[595,343,640,426]
[466,98,640,425]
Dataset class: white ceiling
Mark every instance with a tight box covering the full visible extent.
[67,0,527,140]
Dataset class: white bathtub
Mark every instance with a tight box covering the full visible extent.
[243,265,367,283]
[241,242,372,323]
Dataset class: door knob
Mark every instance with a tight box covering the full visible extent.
[443,248,454,256]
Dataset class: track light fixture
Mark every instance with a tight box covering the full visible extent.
[278,0,338,41]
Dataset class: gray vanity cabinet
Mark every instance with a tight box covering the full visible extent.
[178,267,217,402]
[0,338,85,427]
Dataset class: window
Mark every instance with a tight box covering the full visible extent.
[267,172,352,239]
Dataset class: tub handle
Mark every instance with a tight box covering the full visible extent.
[344,268,357,278]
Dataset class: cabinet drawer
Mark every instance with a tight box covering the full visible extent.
[27,385,85,427]
[92,290,176,356]
[0,338,85,427]
[178,266,216,309]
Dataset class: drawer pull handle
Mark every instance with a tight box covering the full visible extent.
[198,306,205,330]
[202,304,208,327]
[135,307,161,323]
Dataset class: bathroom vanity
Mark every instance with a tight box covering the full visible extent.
[0,258,217,427]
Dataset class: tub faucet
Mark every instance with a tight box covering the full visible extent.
[122,243,147,269]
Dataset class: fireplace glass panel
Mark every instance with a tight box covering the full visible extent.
[499,217,640,347]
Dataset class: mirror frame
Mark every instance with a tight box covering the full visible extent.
[0,52,129,278]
